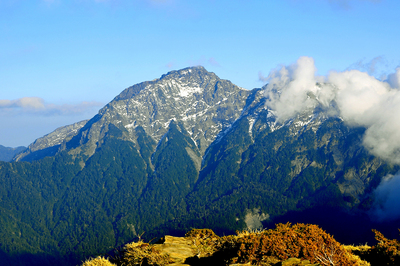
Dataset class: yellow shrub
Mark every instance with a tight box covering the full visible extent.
[81,256,116,266]
[343,245,371,266]
[118,240,173,266]
[185,228,221,257]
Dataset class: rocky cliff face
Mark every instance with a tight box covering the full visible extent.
[13,120,88,162]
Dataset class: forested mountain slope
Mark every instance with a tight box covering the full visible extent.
[0,145,25,162]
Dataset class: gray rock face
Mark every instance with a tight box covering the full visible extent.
[16,66,250,161]
[96,66,250,155]
[13,120,88,161]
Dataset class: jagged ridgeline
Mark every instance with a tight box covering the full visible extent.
[0,66,397,266]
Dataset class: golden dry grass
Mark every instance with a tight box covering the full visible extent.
[81,256,116,266]
[343,245,372,266]
[118,240,173,266]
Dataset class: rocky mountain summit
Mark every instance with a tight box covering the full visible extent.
[15,66,249,161]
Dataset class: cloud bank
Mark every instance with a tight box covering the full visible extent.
[0,97,103,116]
[0,97,46,110]
[264,56,400,164]
[1,97,104,147]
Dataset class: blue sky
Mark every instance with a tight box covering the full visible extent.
[1,0,399,147]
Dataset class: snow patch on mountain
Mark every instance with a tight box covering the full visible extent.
[169,79,203,97]
[248,117,255,142]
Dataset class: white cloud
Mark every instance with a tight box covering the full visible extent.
[327,70,400,163]
[264,56,400,164]
[264,56,324,122]
[244,208,269,231]
[0,97,45,110]
[0,97,103,116]
[328,70,389,125]
[387,67,400,89]
[0,97,103,147]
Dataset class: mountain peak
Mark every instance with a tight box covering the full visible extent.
[102,66,250,154]
[113,66,213,102]
[161,65,209,78]
[16,67,251,161]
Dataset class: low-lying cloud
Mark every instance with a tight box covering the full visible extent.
[1,97,104,147]
[0,97,46,110]
[244,208,269,231]
[265,57,323,122]
[264,56,400,164]
[0,97,103,116]
[263,56,400,221]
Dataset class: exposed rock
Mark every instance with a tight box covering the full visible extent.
[13,119,88,161]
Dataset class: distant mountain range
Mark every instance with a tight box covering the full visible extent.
[1,66,398,266]
[0,145,25,162]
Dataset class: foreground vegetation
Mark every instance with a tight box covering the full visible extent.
[81,223,400,266]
